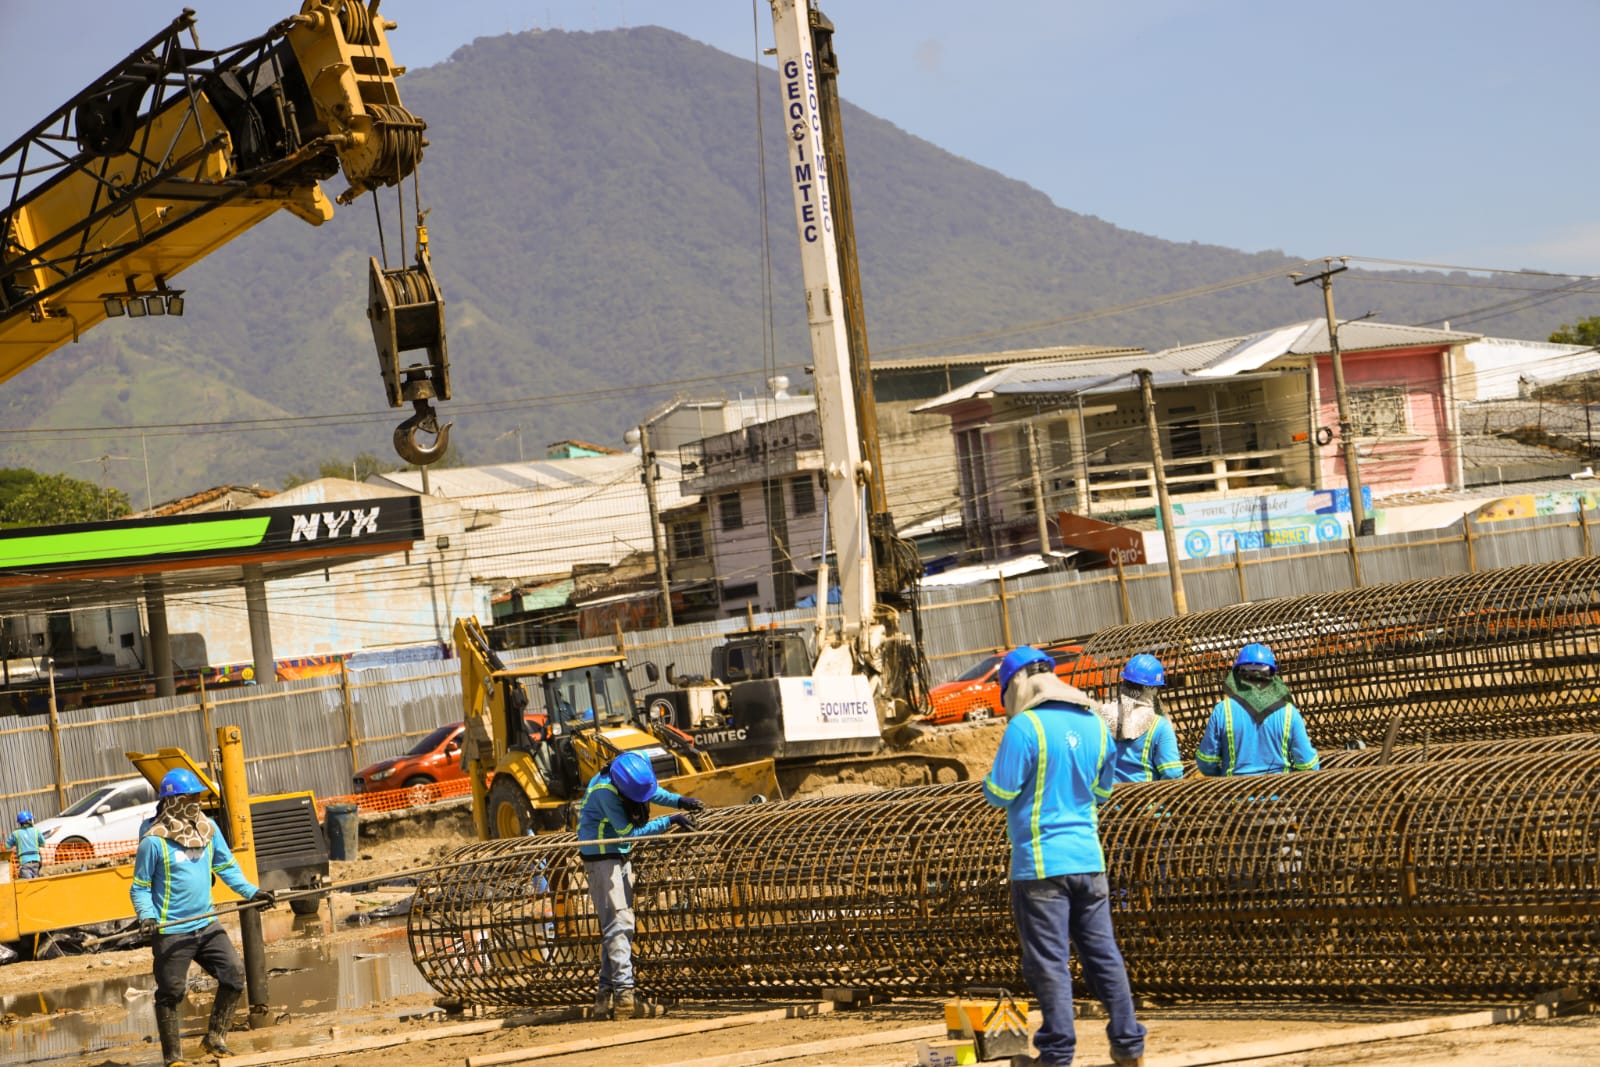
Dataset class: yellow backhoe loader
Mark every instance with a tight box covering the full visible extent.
[454,617,778,840]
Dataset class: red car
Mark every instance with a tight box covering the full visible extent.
[922,645,1106,725]
[354,716,545,793]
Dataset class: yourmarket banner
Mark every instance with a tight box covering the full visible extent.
[1165,488,1375,560]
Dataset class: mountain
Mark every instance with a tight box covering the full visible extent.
[3,26,1590,500]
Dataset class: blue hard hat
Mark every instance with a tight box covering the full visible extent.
[609,751,657,803]
[1235,643,1277,672]
[159,768,206,799]
[1122,654,1166,687]
[997,646,1053,697]
[16,811,32,825]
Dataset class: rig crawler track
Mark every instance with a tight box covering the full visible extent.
[408,751,1600,1006]
[1077,557,1600,753]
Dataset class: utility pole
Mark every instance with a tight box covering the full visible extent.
[1293,258,1369,535]
[1137,369,1188,616]
[1025,421,1051,559]
[638,421,675,628]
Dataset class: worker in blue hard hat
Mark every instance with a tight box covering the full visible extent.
[5,810,43,879]
[577,749,706,1021]
[131,767,277,1067]
[982,646,1147,1067]
[1196,643,1320,777]
[1100,654,1184,783]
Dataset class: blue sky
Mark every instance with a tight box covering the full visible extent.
[4,0,1598,276]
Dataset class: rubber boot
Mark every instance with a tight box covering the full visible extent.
[200,986,242,1057]
[592,990,611,1020]
[611,989,635,1017]
[155,1002,187,1067]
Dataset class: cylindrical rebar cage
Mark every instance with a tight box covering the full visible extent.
[1322,731,1600,769]
[1076,557,1600,753]
[409,753,1600,1006]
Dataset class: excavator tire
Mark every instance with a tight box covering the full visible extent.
[486,776,537,839]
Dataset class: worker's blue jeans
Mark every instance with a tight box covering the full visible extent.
[585,855,636,994]
[1011,872,1145,1066]
[17,860,41,879]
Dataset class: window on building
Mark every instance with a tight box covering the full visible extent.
[718,492,743,530]
[791,474,816,515]
[670,521,705,561]
[1349,386,1408,438]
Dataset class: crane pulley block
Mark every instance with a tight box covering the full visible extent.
[368,250,451,466]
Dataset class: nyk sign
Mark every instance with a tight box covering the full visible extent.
[0,495,425,576]
[290,508,382,541]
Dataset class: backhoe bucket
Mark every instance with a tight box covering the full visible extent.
[660,758,781,808]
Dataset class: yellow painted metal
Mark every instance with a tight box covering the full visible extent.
[0,727,259,940]
[494,653,627,679]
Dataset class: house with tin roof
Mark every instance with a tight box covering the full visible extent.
[914,320,1482,560]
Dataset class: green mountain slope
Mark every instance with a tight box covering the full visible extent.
[2,27,1587,497]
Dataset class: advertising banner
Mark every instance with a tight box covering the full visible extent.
[1056,512,1146,567]
[1473,488,1600,523]
[1166,487,1373,560]
[777,675,879,742]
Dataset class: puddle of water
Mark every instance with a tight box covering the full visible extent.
[2,914,436,1063]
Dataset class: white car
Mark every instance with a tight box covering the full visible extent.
[34,776,157,863]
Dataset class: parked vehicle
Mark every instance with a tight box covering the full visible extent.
[34,776,157,862]
[354,715,547,795]
[922,644,1106,726]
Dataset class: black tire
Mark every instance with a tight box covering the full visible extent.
[402,775,434,788]
[290,895,323,916]
[486,775,537,839]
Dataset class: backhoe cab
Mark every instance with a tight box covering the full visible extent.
[454,618,778,841]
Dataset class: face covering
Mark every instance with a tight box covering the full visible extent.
[148,794,213,849]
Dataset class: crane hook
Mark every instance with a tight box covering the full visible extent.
[394,397,451,466]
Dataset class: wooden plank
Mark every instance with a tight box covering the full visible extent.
[649,1021,949,1067]
[465,1002,835,1067]
[222,1007,583,1067]
[1150,1006,1524,1067]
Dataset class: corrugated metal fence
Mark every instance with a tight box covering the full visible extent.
[2,508,1591,827]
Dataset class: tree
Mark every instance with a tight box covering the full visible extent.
[0,472,132,526]
[1549,317,1600,347]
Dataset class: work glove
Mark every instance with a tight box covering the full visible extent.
[252,889,277,909]
[139,918,161,939]
[678,796,707,813]
[667,813,698,832]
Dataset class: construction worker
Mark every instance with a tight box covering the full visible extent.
[983,645,1147,1067]
[131,768,276,1067]
[578,750,704,1020]
[1100,654,1183,783]
[1196,643,1320,776]
[5,811,43,878]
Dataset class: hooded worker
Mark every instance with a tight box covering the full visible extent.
[1099,654,1184,783]
[983,646,1147,1067]
[1195,643,1320,776]
[131,768,276,1067]
[577,750,705,1021]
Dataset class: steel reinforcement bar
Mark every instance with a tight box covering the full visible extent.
[1074,556,1600,754]
[408,754,1600,1006]
[1322,731,1600,769]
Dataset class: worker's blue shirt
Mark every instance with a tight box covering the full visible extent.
[6,826,43,863]
[130,820,257,934]
[1195,696,1320,776]
[982,701,1114,880]
[1110,717,1184,783]
[577,772,684,858]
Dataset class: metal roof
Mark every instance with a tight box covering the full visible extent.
[874,344,1145,373]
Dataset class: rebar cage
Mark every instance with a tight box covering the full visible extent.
[1076,557,1600,753]
[408,753,1600,1006]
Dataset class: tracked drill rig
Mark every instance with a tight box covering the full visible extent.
[0,1,451,465]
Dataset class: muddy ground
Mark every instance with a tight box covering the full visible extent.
[4,721,1597,1065]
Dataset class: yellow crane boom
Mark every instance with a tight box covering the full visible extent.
[0,1,451,464]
